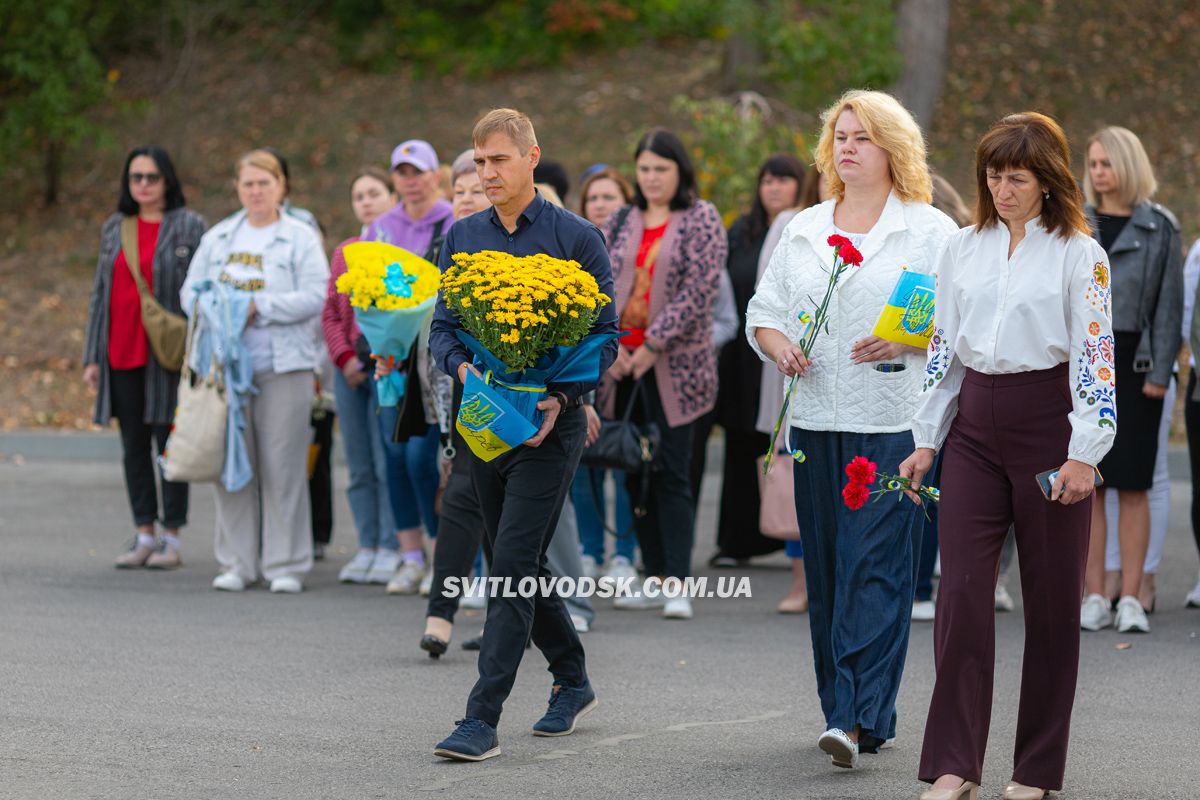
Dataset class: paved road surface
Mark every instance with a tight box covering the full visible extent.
[1,445,1197,799]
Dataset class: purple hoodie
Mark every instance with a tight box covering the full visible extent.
[364,199,454,257]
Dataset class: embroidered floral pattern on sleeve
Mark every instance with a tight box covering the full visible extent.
[924,327,950,390]
[1085,261,1112,314]
[1074,332,1117,429]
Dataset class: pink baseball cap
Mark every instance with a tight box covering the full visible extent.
[390,139,438,173]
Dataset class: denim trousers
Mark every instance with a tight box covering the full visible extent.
[332,370,395,550]
[570,465,636,563]
[791,426,921,752]
[376,407,441,537]
[914,453,943,602]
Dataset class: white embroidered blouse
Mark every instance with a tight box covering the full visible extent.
[911,217,1117,466]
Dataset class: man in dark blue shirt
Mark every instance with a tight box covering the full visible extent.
[430,108,617,762]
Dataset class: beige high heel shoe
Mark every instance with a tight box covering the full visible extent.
[919,780,979,800]
[1003,782,1048,800]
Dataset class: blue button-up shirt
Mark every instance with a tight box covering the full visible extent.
[430,191,619,403]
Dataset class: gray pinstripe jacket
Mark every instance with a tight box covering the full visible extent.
[83,208,208,425]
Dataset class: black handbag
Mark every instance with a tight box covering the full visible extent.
[581,379,661,516]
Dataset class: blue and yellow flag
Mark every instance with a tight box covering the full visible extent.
[872,269,935,348]
[453,330,620,462]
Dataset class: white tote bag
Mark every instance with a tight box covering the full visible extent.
[160,309,227,483]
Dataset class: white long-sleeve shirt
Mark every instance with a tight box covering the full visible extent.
[911,218,1116,466]
[746,192,957,433]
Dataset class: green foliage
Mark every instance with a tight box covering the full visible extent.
[329,0,724,74]
[730,0,903,112]
[0,0,119,202]
[672,95,810,222]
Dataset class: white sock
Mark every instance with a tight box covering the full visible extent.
[162,533,181,553]
[137,533,156,549]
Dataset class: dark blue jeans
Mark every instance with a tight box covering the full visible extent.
[376,409,441,537]
[791,426,921,752]
[914,453,943,602]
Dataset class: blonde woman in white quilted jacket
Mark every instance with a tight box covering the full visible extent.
[745,90,956,771]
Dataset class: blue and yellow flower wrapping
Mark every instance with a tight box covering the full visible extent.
[338,242,441,407]
[871,269,936,348]
[454,330,619,462]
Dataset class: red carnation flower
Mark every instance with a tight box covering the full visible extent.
[845,456,877,485]
[842,481,870,511]
[837,241,864,267]
[827,233,853,250]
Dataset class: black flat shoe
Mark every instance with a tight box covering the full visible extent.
[462,634,482,651]
[421,634,449,659]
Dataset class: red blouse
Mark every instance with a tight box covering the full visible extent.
[108,218,160,370]
[619,222,667,350]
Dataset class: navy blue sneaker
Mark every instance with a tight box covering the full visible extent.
[531,680,598,737]
[433,717,500,761]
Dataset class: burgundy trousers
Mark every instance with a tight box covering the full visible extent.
[919,364,1091,791]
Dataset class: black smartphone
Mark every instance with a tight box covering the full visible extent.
[1036,467,1104,500]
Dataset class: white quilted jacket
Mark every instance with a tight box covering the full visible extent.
[745,192,957,433]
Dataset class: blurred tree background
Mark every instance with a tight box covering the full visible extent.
[1,0,1198,428]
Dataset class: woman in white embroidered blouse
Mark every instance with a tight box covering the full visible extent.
[902,113,1115,800]
[745,90,956,772]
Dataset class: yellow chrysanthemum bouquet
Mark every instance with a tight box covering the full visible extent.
[441,250,615,460]
[336,241,440,405]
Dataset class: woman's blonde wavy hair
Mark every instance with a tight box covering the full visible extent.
[815,90,932,204]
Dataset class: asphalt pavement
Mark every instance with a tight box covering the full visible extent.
[1,437,1198,799]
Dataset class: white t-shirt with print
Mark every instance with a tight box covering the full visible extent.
[219,221,278,373]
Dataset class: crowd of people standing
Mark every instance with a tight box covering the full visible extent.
[82,88,1200,796]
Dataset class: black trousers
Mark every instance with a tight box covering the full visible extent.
[1185,372,1200,560]
[465,407,588,728]
[109,367,188,529]
[309,410,335,545]
[427,447,485,623]
[716,429,782,559]
[688,408,716,510]
[618,377,696,578]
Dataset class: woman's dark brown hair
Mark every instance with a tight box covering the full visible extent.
[974,112,1090,239]
[798,163,825,211]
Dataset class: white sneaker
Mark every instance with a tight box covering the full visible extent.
[880,737,896,750]
[212,571,246,592]
[570,613,590,633]
[1080,592,1113,631]
[613,580,667,610]
[1114,595,1150,633]
[419,570,434,597]
[387,561,426,595]
[365,549,400,585]
[662,597,693,620]
[1185,574,1200,608]
[580,555,601,580]
[459,578,487,609]
[994,584,1015,612]
[270,575,303,594]
[817,728,859,769]
[338,548,377,584]
[911,600,936,622]
[603,555,638,582]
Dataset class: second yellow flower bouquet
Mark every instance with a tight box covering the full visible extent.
[441,250,609,371]
[441,250,615,460]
